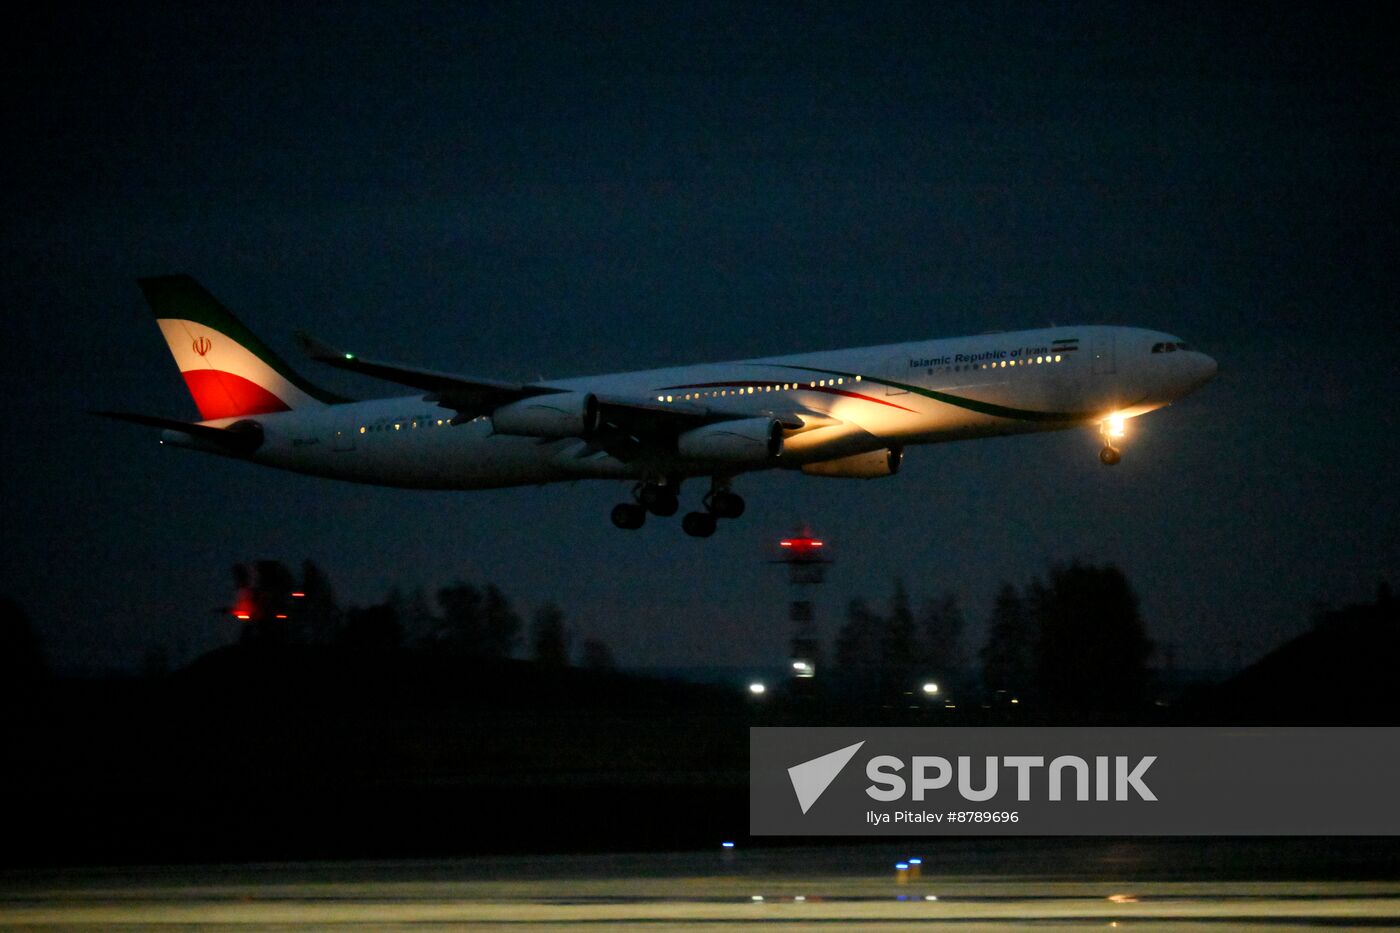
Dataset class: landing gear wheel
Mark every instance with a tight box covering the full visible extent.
[707,490,745,519]
[611,502,646,529]
[681,511,718,538]
[1099,446,1122,466]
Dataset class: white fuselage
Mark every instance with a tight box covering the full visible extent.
[169,325,1216,489]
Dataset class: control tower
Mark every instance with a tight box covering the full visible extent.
[772,528,831,682]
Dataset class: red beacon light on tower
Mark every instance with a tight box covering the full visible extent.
[779,536,825,558]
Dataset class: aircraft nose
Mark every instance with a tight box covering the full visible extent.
[1192,352,1218,388]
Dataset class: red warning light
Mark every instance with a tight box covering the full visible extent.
[275,613,288,620]
[771,527,831,572]
[290,591,306,598]
[232,585,257,622]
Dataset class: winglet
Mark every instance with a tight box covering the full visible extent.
[293,331,548,420]
[293,330,353,363]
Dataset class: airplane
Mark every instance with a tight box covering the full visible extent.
[101,275,1217,537]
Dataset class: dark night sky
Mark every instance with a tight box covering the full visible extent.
[3,3,1396,674]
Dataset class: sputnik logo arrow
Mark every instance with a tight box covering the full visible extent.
[787,740,865,814]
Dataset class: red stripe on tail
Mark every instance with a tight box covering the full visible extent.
[181,369,292,420]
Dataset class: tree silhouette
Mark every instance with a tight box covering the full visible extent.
[480,585,522,658]
[834,582,931,699]
[917,591,964,675]
[342,603,403,654]
[1032,562,1153,722]
[435,583,483,654]
[388,586,436,647]
[834,596,881,673]
[981,582,1036,699]
[579,637,615,671]
[530,602,572,667]
[0,597,46,695]
[434,583,521,658]
[879,580,917,693]
[298,559,341,645]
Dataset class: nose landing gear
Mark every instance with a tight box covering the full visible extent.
[1099,415,1125,466]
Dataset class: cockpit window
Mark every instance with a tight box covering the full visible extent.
[1152,341,1191,353]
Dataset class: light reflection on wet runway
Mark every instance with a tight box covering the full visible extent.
[4,847,1400,928]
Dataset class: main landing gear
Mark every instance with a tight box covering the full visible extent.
[610,480,677,530]
[638,482,679,517]
[610,479,681,530]
[680,511,717,538]
[681,479,744,538]
[610,502,647,530]
[610,478,746,537]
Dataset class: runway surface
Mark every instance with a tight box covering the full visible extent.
[4,842,1400,928]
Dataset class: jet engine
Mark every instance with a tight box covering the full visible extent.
[677,417,783,464]
[491,392,600,439]
[800,447,902,478]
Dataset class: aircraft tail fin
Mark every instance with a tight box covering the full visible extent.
[137,275,349,421]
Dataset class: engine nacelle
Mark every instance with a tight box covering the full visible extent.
[800,447,903,479]
[677,417,783,465]
[491,392,599,439]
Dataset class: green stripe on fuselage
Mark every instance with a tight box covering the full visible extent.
[768,364,1099,423]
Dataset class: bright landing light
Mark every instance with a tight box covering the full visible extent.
[922,682,940,695]
[748,682,767,695]
[1106,412,1127,439]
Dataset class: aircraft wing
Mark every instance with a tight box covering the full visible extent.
[295,331,562,420]
[297,331,838,454]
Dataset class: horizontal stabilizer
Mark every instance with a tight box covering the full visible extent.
[93,411,264,455]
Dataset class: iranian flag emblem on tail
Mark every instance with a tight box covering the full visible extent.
[139,276,346,422]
